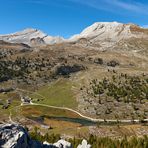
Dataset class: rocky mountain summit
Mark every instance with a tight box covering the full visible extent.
[70,22,147,41]
[0,28,64,46]
[70,22,148,52]
[0,124,91,148]
[0,22,148,52]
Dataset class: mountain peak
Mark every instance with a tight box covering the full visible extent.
[68,21,148,51]
[23,28,37,31]
[15,28,39,35]
[80,21,123,36]
[0,22,147,47]
[0,28,64,46]
[70,21,147,42]
[93,21,121,25]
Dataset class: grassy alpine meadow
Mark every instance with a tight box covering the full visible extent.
[21,105,81,119]
[30,78,78,109]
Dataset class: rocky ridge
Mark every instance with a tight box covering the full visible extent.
[0,22,148,51]
[0,124,91,148]
[0,28,64,46]
[70,22,147,41]
[69,22,148,51]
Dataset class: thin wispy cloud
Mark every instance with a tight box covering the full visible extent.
[25,0,50,5]
[26,0,45,4]
[67,0,148,15]
[105,0,148,14]
[25,0,72,8]
[3,0,148,15]
[12,0,148,15]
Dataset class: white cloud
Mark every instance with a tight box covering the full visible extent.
[25,0,48,4]
[105,0,148,14]
[67,0,148,15]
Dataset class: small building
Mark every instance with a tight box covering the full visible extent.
[21,96,31,104]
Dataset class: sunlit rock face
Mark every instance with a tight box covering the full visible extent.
[0,28,64,46]
[0,124,43,148]
[69,22,148,51]
[77,139,91,148]
[0,124,82,148]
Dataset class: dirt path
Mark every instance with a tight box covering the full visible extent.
[16,88,148,123]
[22,103,148,123]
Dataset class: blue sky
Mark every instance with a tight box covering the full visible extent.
[0,0,148,38]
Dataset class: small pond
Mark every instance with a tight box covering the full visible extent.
[28,115,97,126]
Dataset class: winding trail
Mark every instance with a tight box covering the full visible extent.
[8,110,17,124]
[21,103,148,123]
[16,88,148,123]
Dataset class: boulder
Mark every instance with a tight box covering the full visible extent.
[0,124,39,148]
[53,139,72,148]
[0,124,90,148]
[77,139,91,148]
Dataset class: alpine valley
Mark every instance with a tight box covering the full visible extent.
[0,22,148,148]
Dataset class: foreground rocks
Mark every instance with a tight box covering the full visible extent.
[77,139,91,148]
[0,124,43,148]
[0,124,91,148]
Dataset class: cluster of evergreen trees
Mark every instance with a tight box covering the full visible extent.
[29,127,60,143]
[85,134,148,148]
[0,56,54,83]
[89,73,148,103]
[29,127,148,148]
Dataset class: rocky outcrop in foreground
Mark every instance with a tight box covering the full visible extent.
[0,124,91,148]
[77,139,91,148]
